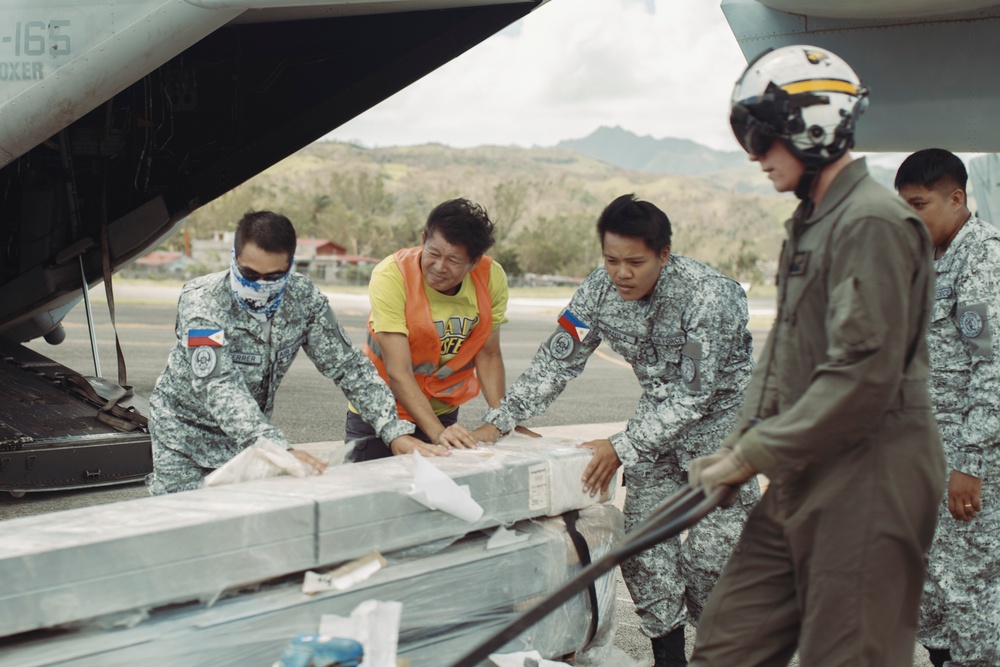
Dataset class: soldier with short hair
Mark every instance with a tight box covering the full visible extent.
[896,148,1000,667]
[147,210,431,495]
[476,193,759,667]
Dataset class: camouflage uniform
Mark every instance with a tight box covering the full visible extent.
[919,215,1000,666]
[147,270,413,494]
[483,256,759,638]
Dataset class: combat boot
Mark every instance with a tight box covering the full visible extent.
[650,625,687,667]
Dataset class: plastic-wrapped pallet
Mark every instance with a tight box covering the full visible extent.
[0,435,614,638]
[0,505,624,667]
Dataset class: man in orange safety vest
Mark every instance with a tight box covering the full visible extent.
[344,198,510,460]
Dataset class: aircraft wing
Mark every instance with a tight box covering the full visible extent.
[721,0,1000,152]
[0,0,545,492]
[0,0,545,343]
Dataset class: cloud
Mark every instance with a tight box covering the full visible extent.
[325,0,749,151]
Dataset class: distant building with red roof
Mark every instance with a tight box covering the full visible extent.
[129,250,195,277]
[297,238,347,257]
[183,231,376,283]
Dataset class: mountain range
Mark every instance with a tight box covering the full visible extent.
[556,125,899,190]
[556,125,748,176]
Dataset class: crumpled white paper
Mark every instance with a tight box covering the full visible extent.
[319,599,402,667]
[204,437,313,487]
[302,551,387,594]
[489,650,571,667]
[406,451,484,523]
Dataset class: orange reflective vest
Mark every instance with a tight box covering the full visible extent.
[364,246,493,422]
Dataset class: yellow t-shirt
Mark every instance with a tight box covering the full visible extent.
[364,254,508,416]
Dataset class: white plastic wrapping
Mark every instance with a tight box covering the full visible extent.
[204,437,313,487]
[0,436,615,640]
[406,451,485,522]
[0,487,315,637]
[0,506,623,667]
[318,600,402,667]
[489,652,570,667]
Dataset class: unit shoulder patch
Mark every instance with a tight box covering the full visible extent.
[956,302,993,358]
[190,347,218,378]
[338,323,352,346]
[960,309,984,338]
[680,356,697,384]
[548,330,576,360]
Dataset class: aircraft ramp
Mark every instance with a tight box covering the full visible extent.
[0,338,151,494]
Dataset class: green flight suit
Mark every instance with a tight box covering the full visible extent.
[691,158,946,667]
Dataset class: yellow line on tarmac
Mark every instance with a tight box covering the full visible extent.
[594,347,632,369]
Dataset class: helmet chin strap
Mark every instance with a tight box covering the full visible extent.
[792,158,823,229]
[794,163,821,200]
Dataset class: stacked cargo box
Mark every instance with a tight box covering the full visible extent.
[0,437,622,665]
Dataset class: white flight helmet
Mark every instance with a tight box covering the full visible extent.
[730,45,869,198]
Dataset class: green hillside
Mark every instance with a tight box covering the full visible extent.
[169,140,794,284]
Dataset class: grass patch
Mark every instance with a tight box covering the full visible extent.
[745,283,777,298]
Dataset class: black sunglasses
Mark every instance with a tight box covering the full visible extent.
[236,264,290,283]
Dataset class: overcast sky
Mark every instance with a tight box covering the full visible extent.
[322,0,989,178]
[325,0,747,152]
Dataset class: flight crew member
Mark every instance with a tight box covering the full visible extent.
[475,194,759,667]
[688,46,945,666]
[896,148,1000,667]
[147,210,430,495]
[344,198,509,461]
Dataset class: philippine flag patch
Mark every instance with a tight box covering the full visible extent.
[187,328,225,347]
[557,309,590,342]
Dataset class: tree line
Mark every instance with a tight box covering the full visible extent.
[165,142,792,285]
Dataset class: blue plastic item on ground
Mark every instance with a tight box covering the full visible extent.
[275,633,364,667]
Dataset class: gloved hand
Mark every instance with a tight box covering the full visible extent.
[689,445,757,493]
[688,447,732,488]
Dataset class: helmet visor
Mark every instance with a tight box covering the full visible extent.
[730,103,777,157]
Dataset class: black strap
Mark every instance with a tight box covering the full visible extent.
[451,486,728,667]
[100,216,130,390]
[62,373,148,432]
[562,509,600,645]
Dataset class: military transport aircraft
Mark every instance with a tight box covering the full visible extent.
[4,0,997,499]
[0,0,549,495]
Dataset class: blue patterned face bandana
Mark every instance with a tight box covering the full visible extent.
[229,248,292,321]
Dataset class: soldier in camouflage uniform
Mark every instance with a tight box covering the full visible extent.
[147,211,432,494]
[474,194,759,667]
[896,149,1000,667]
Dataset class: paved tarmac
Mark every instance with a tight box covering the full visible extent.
[1,282,932,666]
